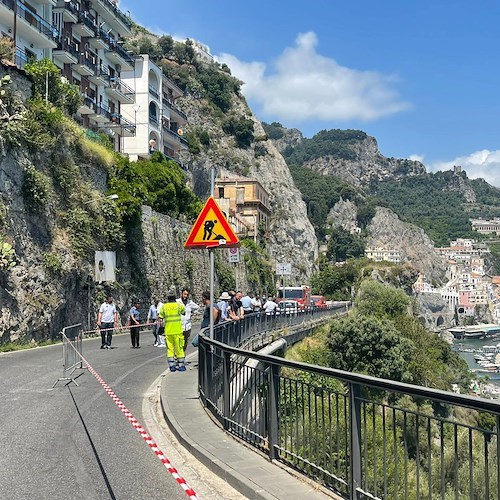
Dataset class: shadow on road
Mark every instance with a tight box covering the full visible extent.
[68,386,117,500]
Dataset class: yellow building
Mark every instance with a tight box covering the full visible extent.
[214,178,271,238]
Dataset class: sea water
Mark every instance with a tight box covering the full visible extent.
[453,335,500,383]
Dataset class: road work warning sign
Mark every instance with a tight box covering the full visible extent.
[184,197,240,249]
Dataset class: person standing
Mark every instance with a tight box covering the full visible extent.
[129,301,141,348]
[159,290,186,371]
[200,291,220,329]
[241,292,253,315]
[177,288,200,352]
[252,295,262,313]
[97,295,118,349]
[216,292,231,322]
[264,296,278,316]
[230,291,244,320]
[155,298,165,346]
[147,299,159,346]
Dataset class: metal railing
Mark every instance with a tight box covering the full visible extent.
[77,11,96,34]
[109,76,134,99]
[199,314,500,499]
[55,38,79,59]
[14,46,28,69]
[95,0,132,29]
[106,39,134,66]
[162,97,188,121]
[52,324,85,387]
[149,85,160,99]
[1,0,59,42]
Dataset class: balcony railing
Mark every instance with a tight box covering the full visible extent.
[95,0,132,29]
[1,0,59,42]
[199,307,500,499]
[14,46,29,69]
[55,39,79,59]
[77,10,97,34]
[149,85,160,99]
[162,97,187,121]
[110,113,136,134]
[93,103,111,120]
[106,39,134,66]
[76,52,96,72]
[62,0,79,17]
[149,114,159,125]
[109,76,134,98]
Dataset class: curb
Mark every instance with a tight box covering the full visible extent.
[160,369,277,500]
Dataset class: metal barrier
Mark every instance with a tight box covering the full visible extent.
[52,324,86,387]
[199,335,500,499]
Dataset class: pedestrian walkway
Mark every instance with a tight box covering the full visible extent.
[161,352,336,500]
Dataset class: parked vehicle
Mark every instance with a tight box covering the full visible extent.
[278,300,300,315]
[277,286,311,310]
[311,295,327,309]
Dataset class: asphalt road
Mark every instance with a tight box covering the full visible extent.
[0,329,197,500]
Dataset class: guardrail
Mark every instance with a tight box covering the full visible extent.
[199,311,500,499]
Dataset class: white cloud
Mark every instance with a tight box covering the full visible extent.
[217,31,410,122]
[430,150,500,188]
[409,154,425,162]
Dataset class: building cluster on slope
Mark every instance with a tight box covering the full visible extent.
[413,238,500,324]
[0,0,191,159]
[0,0,273,234]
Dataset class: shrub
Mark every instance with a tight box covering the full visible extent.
[0,238,16,270]
[22,165,50,212]
[222,116,254,148]
[0,35,12,61]
[43,252,62,275]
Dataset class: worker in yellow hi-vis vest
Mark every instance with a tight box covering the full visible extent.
[159,291,186,372]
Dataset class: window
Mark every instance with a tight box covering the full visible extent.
[218,187,224,199]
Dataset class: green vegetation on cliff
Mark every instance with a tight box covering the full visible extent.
[283,129,367,165]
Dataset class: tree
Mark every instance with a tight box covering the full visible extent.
[158,35,174,57]
[24,58,81,114]
[327,316,414,382]
[355,279,409,319]
[327,228,365,261]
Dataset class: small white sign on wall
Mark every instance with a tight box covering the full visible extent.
[95,251,116,282]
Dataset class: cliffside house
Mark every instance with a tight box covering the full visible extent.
[214,178,271,239]
[365,247,401,264]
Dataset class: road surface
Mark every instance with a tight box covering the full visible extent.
[0,330,197,500]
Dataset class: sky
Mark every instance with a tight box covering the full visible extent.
[122,0,500,187]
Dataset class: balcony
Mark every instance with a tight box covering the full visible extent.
[105,41,134,71]
[148,85,160,100]
[14,46,28,69]
[52,39,78,64]
[162,124,188,150]
[89,28,110,50]
[92,0,132,37]
[90,103,111,123]
[108,112,136,137]
[73,11,96,37]
[0,0,59,48]
[73,52,96,76]
[88,67,110,86]
[149,113,159,127]
[53,0,78,23]
[162,97,188,122]
[79,95,95,115]
[105,76,134,104]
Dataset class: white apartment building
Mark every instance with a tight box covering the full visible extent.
[51,0,136,152]
[121,54,188,162]
[0,0,58,66]
[365,247,401,264]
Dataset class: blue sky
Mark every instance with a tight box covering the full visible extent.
[122,0,500,187]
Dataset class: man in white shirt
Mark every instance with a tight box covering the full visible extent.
[263,297,278,316]
[155,299,165,346]
[97,295,118,349]
[147,299,159,346]
[176,288,200,351]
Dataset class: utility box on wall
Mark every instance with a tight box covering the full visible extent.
[95,251,116,282]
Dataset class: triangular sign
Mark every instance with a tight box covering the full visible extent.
[184,197,240,249]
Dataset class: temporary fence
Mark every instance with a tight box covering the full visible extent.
[52,323,85,387]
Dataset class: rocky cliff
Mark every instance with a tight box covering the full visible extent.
[302,135,426,189]
[179,98,318,282]
[365,207,446,282]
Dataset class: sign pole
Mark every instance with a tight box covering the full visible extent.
[209,168,215,340]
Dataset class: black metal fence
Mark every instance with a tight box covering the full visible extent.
[199,331,500,499]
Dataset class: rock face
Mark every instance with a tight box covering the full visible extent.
[272,127,303,154]
[327,198,359,233]
[443,172,477,203]
[366,207,446,282]
[415,292,455,331]
[179,98,318,283]
[303,135,426,189]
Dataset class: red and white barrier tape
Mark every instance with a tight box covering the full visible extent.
[72,346,198,500]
